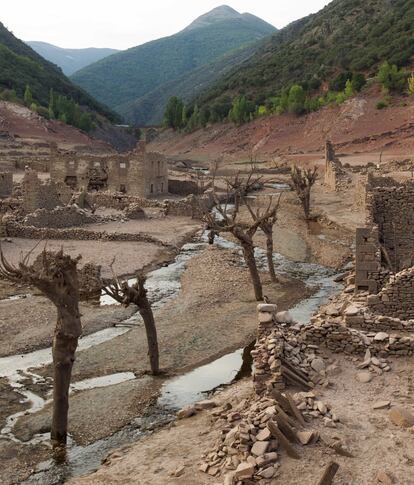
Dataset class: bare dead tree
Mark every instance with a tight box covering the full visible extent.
[201,183,269,301]
[290,165,318,220]
[0,247,82,446]
[245,195,281,282]
[226,167,263,199]
[101,270,159,375]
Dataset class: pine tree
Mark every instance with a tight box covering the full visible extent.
[288,85,305,114]
[24,85,33,107]
[344,79,353,98]
[408,73,414,95]
[48,89,55,119]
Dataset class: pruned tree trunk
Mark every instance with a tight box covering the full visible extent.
[265,230,277,282]
[137,292,159,375]
[240,240,263,301]
[102,272,159,375]
[0,249,82,446]
[291,165,318,221]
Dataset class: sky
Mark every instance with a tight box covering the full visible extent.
[1,1,331,50]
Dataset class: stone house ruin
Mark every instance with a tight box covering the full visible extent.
[0,171,12,198]
[355,179,414,314]
[50,141,168,198]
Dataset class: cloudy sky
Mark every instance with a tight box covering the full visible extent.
[2,1,331,50]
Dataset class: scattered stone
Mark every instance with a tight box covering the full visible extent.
[275,311,293,324]
[234,462,255,480]
[171,465,185,477]
[257,466,276,479]
[256,428,271,441]
[311,358,326,373]
[374,332,389,341]
[251,440,270,456]
[258,312,273,323]
[195,399,217,410]
[356,371,372,383]
[389,407,414,428]
[297,430,316,445]
[257,303,277,313]
[373,401,391,410]
[376,470,393,484]
[177,405,196,419]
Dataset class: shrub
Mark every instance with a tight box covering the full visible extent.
[376,100,388,109]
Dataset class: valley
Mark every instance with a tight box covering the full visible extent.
[1,1,414,484]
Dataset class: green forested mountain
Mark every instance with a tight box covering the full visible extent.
[118,41,263,126]
[26,41,119,76]
[195,0,414,113]
[71,5,276,124]
[0,22,118,121]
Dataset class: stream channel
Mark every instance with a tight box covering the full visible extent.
[0,213,343,484]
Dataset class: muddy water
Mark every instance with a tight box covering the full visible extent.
[5,220,342,484]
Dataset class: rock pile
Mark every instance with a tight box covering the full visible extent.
[199,392,318,483]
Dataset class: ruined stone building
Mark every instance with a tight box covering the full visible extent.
[355,179,414,294]
[50,141,168,197]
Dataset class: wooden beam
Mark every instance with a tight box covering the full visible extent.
[285,392,307,427]
[267,420,300,459]
[316,462,339,485]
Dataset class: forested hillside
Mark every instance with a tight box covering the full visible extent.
[27,41,119,75]
[193,0,414,120]
[0,22,119,124]
[71,6,276,124]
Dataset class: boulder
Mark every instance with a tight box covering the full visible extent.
[389,407,414,428]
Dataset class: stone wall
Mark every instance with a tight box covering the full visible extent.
[300,319,414,356]
[0,172,12,198]
[21,169,62,213]
[368,267,414,320]
[78,262,102,299]
[355,227,381,293]
[50,141,168,198]
[367,182,414,271]
[323,140,347,191]
[23,206,99,228]
[5,220,170,247]
[168,179,199,196]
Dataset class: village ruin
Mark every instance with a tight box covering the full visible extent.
[1,133,414,485]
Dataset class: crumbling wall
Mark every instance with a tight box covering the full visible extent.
[0,172,12,198]
[50,142,169,198]
[23,206,98,228]
[124,204,146,220]
[367,183,414,271]
[355,227,381,293]
[5,220,170,247]
[89,192,164,210]
[78,262,102,299]
[368,267,414,320]
[168,179,199,196]
[21,169,62,213]
[164,192,215,219]
[300,319,414,356]
[323,140,347,191]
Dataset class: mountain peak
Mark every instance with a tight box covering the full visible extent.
[183,5,241,32]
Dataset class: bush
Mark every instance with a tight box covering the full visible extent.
[288,85,306,114]
[377,61,407,92]
[376,100,388,109]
